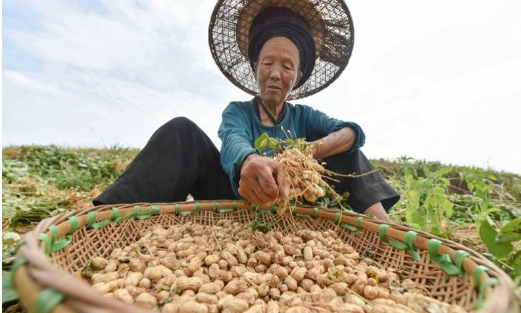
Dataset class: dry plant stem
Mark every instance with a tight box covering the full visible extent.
[142,241,155,258]
[2,218,12,232]
[120,270,129,290]
[242,276,259,288]
[159,280,178,306]
[321,175,340,183]
[211,230,223,253]
[324,169,379,179]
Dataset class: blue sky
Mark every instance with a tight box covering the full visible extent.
[3,0,521,174]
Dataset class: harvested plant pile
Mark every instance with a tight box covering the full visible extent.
[259,134,364,213]
[256,134,342,213]
[84,220,469,313]
[275,148,328,205]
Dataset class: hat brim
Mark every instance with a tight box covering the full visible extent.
[209,0,354,100]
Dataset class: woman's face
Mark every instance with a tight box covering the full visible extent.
[254,37,302,108]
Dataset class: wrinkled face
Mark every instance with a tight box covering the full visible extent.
[254,37,302,107]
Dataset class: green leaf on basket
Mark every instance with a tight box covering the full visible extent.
[479,215,513,259]
[496,218,521,243]
[251,220,272,234]
[254,133,270,152]
[2,271,19,304]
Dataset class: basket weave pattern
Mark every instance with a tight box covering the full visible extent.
[13,201,517,313]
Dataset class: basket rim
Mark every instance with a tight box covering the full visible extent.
[13,200,518,313]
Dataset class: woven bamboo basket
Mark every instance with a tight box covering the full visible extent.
[12,200,518,313]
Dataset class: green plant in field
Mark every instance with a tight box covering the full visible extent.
[2,146,139,260]
[479,216,521,276]
[497,218,521,276]
[12,145,135,191]
[465,169,521,276]
[401,165,454,236]
[3,146,519,282]
[2,159,71,223]
[463,169,520,220]
[465,169,496,216]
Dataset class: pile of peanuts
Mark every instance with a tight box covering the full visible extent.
[85,220,468,313]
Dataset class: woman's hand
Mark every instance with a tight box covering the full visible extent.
[238,154,290,206]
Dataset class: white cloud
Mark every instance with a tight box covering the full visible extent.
[3,71,63,95]
[3,0,521,174]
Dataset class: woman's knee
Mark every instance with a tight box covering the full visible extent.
[163,116,197,132]
[152,117,199,139]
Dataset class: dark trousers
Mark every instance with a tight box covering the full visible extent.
[94,117,400,213]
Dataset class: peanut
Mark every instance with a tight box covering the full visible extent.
[178,301,208,313]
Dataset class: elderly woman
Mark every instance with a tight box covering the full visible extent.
[94,3,399,222]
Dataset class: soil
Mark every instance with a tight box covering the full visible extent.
[450,224,487,253]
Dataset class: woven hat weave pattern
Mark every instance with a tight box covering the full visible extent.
[209,0,354,100]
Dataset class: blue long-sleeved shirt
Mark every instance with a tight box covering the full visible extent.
[218,99,365,197]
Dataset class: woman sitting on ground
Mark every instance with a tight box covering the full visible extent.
[94,4,399,222]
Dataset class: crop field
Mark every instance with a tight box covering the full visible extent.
[2,146,520,312]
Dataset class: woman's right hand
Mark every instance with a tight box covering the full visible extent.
[238,154,289,206]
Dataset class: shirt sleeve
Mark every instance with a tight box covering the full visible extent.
[302,105,365,152]
[218,103,258,197]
